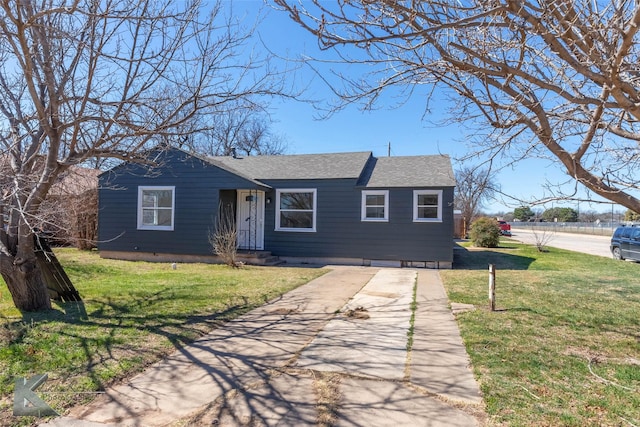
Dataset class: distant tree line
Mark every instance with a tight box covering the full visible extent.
[452,168,640,226]
[501,206,638,223]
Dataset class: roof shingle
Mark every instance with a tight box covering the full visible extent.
[362,155,456,188]
[207,152,372,180]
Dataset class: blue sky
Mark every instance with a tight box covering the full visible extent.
[232,1,623,215]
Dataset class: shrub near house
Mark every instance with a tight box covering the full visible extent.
[470,217,501,248]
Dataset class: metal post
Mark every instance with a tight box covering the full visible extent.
[489,264,496,311]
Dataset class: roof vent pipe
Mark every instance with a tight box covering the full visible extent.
[231,148,237,158]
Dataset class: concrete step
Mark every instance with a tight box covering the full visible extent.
[236,251,283,266]
[256,256,284,266]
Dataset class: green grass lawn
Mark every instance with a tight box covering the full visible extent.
[0,249,326,426]
[2,244,639,426]
[440,241,640,426]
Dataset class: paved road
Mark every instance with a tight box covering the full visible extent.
[510,227,613,258]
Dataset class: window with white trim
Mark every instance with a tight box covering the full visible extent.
[276,189,316,232]
[361,190,389,221]
[137,186,175,231]
[413,190,442,222]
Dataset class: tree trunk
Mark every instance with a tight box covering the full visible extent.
[1,255,52,312]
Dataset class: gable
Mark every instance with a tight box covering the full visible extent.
[100,148,270,190]
[359,155,456,188]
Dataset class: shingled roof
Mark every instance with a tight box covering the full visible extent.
[206,152,372,180]
[362,155,456,188]
[204,151,455,188]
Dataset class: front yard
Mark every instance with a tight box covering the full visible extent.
[1,243,639,426]
[0,250,326,426]
[441,241,640,426]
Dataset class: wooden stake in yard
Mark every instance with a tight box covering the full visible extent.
[489,264,496,311]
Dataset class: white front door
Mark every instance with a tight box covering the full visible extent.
[237,190,265,250]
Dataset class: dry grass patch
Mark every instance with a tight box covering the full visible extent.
[312,371,342,427]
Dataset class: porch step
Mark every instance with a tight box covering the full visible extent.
[236,251,284,266]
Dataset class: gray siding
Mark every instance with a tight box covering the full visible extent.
[99,149,454,263]
[262,179,454,262]
[98,150,261,256]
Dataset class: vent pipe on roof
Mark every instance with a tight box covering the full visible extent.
[231,148,237,159]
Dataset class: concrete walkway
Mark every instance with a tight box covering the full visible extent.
[41,266,484,427]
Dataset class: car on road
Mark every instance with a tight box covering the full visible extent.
[498,220,512,236]
[610,225,640,262]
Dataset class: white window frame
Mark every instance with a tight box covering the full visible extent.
[275,188,317,232]
[413,190,443,222]
[137,186,175,231]
[361,190,389,222]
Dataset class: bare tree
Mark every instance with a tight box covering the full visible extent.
[531,227,555,252]
[454,166,497,236]
[181,109,288,156]
[209,203,241,268]
[579,209,600,223]
[36,166,100,250]
[236,116,288,156]
[0,0,287,311]
[274,0,640,213]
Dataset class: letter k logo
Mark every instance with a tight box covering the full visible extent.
[13,374,58,417]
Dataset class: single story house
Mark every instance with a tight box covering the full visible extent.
[98,147,456,268]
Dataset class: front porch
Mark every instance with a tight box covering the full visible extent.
[219,189,267,252]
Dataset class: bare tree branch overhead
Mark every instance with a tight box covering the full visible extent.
[0,0,289,311]
[274,0,640,212]
[179,109,288,156]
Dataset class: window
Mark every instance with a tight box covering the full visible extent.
[137,186,175,231]
[276,189,316,232]
[413,190,442,222]
[361,190,389,221]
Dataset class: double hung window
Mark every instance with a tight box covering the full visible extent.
[413,190,442,222]
[137,186,175,231]
[361,190,389,221]
[276,189,316,232]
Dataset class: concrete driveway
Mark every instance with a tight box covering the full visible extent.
[41,266,485,427]
[510,227,614,258]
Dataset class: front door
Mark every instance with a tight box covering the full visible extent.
[237,190,265,250]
